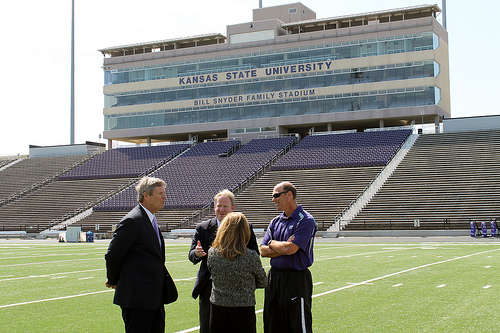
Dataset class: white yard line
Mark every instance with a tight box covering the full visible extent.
[259,247,401,268]
[0,269,105,282]
[0,276,190,309]
[175,328,200,333]
[0,257,188,268]
[315,248,411,262]
[312,248,500,298]
[0,258,102,268]
[0,252,103,260]
[2,245,498,333]
[0,290,114,309]
[174,247,500,333]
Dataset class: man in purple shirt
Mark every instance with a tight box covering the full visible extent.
[261,182,317,333]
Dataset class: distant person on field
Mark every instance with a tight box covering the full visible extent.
[105,177,177,333]
[207,212,267,333]
[188,189,259,333]
[261,181,317,333]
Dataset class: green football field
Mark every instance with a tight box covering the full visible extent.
[1,238,499,332]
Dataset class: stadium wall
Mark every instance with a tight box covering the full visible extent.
[443,115,500,132]
[29,141,106,157]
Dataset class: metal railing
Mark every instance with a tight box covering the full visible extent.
[177,136,299,229]
[0,151,101,208]
[330,131,418,231]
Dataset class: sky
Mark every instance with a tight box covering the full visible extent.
[1,0,499,156]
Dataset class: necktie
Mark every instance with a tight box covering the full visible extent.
[152,216,161,245]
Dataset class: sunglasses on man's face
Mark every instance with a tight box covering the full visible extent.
[272,191,288,198]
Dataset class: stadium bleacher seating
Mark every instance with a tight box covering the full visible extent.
[1,128,499,235]
[0,177,136,232]
[0,144,189,232]
[348,129,500,230]
[94,137,297,213]
[233,166,384,231]
[272,129,411,170]
[0,157,19,169]
[0,155,91,202]
[58,144,190,179]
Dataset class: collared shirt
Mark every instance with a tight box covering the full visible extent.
[139,203,156,229]
[261,205,317,270]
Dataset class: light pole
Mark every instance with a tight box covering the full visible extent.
[421,109,424,133]
[70,0,75,145]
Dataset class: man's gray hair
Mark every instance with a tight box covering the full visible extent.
[214,189,235,206]
[136,177,166,202]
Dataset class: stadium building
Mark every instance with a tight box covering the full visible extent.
[99,2,449,147]
[10,2,492,239]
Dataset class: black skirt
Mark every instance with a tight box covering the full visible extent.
[209,303,256,333]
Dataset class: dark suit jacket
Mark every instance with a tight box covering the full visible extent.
[105,205,169,311]
[188,217,259,299]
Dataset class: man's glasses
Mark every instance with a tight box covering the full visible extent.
[272,191,288,198]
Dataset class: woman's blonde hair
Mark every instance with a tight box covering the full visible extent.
[212,212,250,260]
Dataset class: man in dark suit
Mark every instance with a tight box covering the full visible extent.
[105,177,175,333]
[188,189,259,333]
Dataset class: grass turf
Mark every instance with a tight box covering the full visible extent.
[0,239,499,332]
